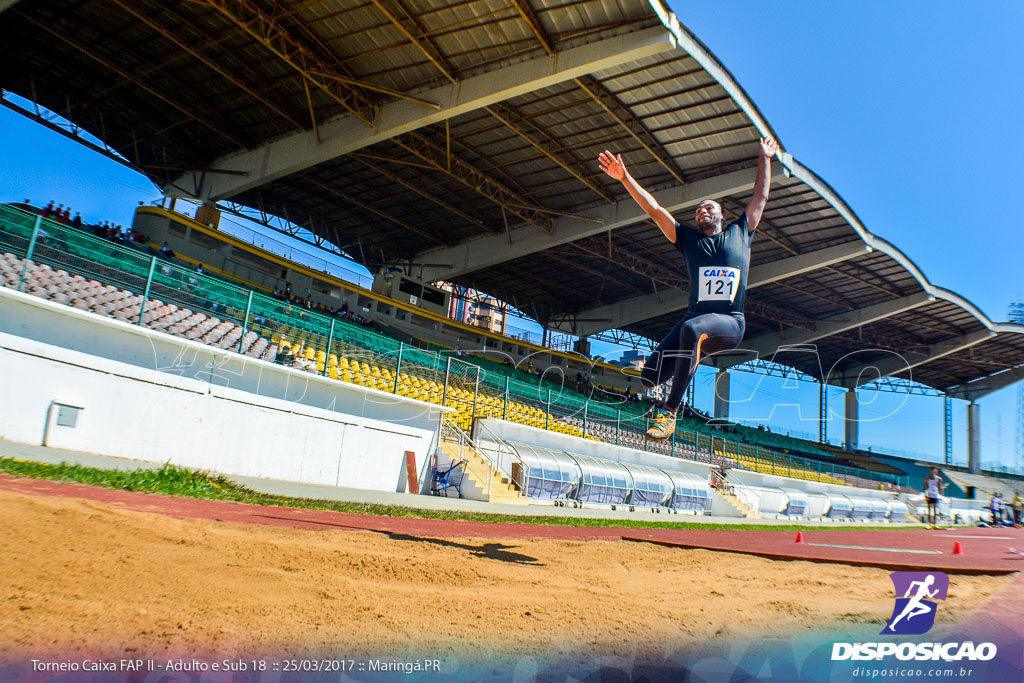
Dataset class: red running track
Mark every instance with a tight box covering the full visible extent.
[2,473,1022,574]
[4,473,1022,674]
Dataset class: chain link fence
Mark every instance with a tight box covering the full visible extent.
[0,203,908,490]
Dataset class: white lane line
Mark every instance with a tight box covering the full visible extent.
[935,534,1014,539]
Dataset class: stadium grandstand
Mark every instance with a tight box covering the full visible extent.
[2,0,1023,524]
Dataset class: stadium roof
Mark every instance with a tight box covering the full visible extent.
[2,0,1022,398]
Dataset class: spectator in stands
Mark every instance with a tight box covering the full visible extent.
[186,267,201,292]
[275,343,293,366]
[340,301,349,315]
[71,212,82,229]
[923,466,944,528]
[272,287,280,298]
[575,372,584,393]
[285,283,292,297]
[161,242,175,259]
[59,209,70,225]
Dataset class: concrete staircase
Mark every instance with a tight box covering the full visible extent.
[714,489,759,518]
[438,439,527,505]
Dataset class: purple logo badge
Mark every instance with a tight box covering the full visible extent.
[882,571,949,635]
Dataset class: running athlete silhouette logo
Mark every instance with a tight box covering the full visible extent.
[882,571,949,635]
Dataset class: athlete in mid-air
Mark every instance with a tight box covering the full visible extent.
[598,135,778,440]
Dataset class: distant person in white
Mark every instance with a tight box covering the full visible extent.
[888,574,939,632]
[923,466,944,528]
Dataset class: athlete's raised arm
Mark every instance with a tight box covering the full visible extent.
[599,150,677,243]
[745,136,779,232]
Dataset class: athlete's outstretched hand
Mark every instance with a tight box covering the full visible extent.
[598,150,626,181]
[759,135,778,159]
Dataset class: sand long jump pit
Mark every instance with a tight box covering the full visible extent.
[0,483,1017,680]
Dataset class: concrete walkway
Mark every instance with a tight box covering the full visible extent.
[0,438,913,527]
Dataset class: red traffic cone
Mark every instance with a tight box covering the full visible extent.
[796,532,805,544]
[952,542,963,555]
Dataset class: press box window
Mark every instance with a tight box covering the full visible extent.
[398,278,422,298]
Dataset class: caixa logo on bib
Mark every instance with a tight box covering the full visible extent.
[883,571,948,635]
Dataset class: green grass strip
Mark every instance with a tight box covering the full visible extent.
[0,457,920,532]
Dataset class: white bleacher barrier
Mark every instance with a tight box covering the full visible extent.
[475,417,716,511]
[780,487,809,517]
[728,467,899,520]
[475,417,716,479]
[0,286,448,493]
[868,498,892,520]
[757,488,789,516]
[806,492,831,519]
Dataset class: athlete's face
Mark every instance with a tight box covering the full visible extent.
[695,200,723,233]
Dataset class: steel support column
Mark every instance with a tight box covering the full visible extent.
[967,400,981,474]
[844,388,858,451]
[713,368,730,421]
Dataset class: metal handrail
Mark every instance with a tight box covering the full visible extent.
[474,419,530,493]
[440,415,493,498]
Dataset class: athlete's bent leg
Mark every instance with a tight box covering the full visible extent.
[646,313,744,440]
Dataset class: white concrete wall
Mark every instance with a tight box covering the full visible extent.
[474,417,715,478]
[0,286,448,427]
[0,286,451,492]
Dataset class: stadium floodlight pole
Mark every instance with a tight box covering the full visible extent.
[237,290,253,354]
[818,381,827,443]
[323,318,335,376]
[136,256,157,326]
[17,214,43,292]
[393,342,403,393]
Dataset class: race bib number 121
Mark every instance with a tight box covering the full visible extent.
[698,266,740,303]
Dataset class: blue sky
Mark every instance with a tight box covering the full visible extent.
[664,0,1024,470]
[1,1,1021,471]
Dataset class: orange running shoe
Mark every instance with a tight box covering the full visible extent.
[645,407,676,440]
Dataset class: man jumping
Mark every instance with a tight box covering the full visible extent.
[598,135,778,440]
